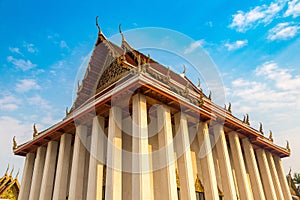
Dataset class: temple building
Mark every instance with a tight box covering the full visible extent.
[0,166,20,200]
[14,21,292,200]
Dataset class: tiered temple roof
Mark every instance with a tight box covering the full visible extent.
[0,166,20,200]
[13,23,290,159]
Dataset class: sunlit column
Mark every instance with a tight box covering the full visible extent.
[255,148,277,200]
[39,141,59,200]
[157,105,178,200]
[68,125,87,200]
[28,146,47,200]
[52,134,72,200]
[174,112,196,200]
[105,107,122,200]
[228,131,253,200]
[266,152,284,200]
[18,152,35,200]
[241,138,266,200]
[213,124,237,200]
[132,93,153,200]
[86,116,106,200]
[273,155,292,200]
[197,121,219,199]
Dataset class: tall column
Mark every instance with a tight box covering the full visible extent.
[86,116,106,200]
[241,138,266,200]
[273,155,292,200]
[157,105,178,200]
[68,125,87,200]
[28,146,47,200]
[53,134,72,200]
[255,148,277,200]
[213,124,237,200]
[174,112,196,200]
[39,141,59,200]
[197,122,219,199]
[18,152,35,200]
[132,93,153,200]
[105,107,122,200]
[228,131,253,200]
[266,152,285,200]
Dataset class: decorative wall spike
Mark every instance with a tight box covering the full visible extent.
[243,115,246,123]
[228,102,232,113]
[33,123,38,137]
[269,130,273,142]
[197,78,201,88]
[15,169,20,179]
[13,136,17,150]
[208,91,212,100]
[286,140,290,152]
[5,164,9,175]
[9,166,14,177]
[259,122,264,135]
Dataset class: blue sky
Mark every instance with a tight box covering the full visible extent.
[1,0,300,177]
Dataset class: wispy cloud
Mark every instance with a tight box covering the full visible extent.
[7,56,37,71]
[229,1,285,32]
[0,95,20,111]
[225,40,248,51]
[23,42,38,53]
[285,0,300,17]
[15,79,41,93]
[27,95,52,110]
[9,47,23,56]
[60,40,69,49]
[267,22,300,40]
[184,40,205,54]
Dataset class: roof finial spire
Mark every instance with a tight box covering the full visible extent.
[96,16,101,33]
[13,136,17,150]
[33,123,38,137]
[5,164,9,175]
[119,24,125,41]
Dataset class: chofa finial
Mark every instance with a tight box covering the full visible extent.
[259,122,264,135]
[96,16,101,33]
[13,136,17,150]
[33,123,38,137]
[286,140,290,152]
[197,78,201,88]
[228,102,232,113]
[208,91,212,100]
[246,114,250,125]
[119,24,125,41]
[269,130,273,142]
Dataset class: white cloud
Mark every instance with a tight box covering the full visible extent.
[7,56,37,71]
[229,1,285,32]
[268,22,300,40]
[225,40,248,51]
[23,42,38,53]
[184,40,205,54]
[27,95,52,110]
[9,47,23,56]
[15,79,41,93]
[255,61,300,90]
[60,40,68,49]
[0,95,20,111]
[285,0,300,17]
[41,113,60,125]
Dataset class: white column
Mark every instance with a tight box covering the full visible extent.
[69,125,87,200]
[197,122,219,199]
[105,107,122,200]
[241,138,266,200]
[213,124,237,200]
[132,93,153,200]
[157,105,178,200]
[39,141,59,200]
[228,131,253,200]
[53,134,72,200]
[255,148,277,200]
[29,146,47,200]
[87,116,106,200]
[18,152,35,200]
[266,152,285,200]
[174,112,196,200]
[273,155,292,200]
